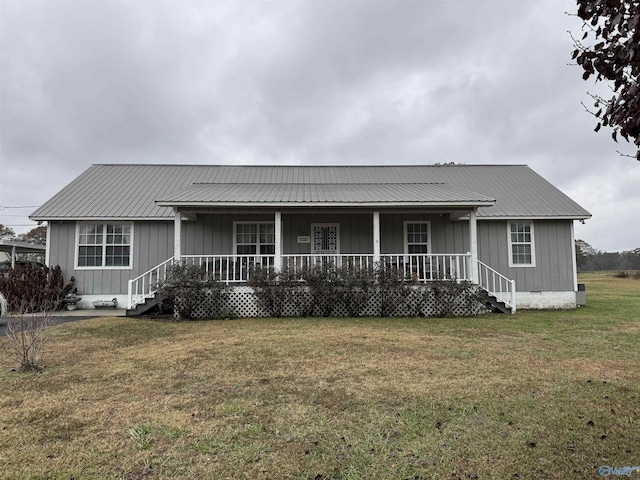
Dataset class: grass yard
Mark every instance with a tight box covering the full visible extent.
[1,273,639,479]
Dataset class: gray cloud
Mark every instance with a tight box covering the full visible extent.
[0,0,637,251]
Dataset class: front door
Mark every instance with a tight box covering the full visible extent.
[311,224,340,255]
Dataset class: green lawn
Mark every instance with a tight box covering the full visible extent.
[1,273,639,479]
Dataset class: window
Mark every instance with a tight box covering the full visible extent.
[404,222,431,254]
[234,222,275,256]
[508,221,535,267]
[76,223,132,268]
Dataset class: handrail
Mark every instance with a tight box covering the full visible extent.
[477,260,516,314]
[128,253,496,310]
[127,256,175,309]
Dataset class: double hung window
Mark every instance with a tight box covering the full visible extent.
[234,223,275,256]
[508,222,535,267]
[76,223,132,268]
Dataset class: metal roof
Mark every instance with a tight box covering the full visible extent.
[30,164,592,220]
[0,240,46,254]
[155,182,496,206]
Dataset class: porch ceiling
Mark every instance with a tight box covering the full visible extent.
[156,183,496,208]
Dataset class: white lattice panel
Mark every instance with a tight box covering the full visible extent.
[186,285,484,318]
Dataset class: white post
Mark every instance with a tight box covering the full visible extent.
[469,210,478,283]
[274,211,282,270]
[174,209,182,262]
[570,221,578,292]
[127,279,133,310]
[45,222,51,267]
[11,245,16,269]
[373,211,380,263]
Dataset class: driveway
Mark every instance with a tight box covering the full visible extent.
[0,309,126,336]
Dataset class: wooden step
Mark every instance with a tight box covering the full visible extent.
[126,294,164,316]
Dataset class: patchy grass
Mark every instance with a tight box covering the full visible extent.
[1,272,639,479]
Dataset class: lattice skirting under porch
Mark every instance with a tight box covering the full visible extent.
[190,285,485,318]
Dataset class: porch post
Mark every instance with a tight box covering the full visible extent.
[11,245,16,269]
[469,209,478,283]
[274,211,282,270]
[174,209,182,262]
[373,211,380,263]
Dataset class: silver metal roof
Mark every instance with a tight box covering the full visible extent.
[155,182,496,206]
[30,164,592,220]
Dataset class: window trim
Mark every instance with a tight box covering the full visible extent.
[233,221,276,257]
[507,221,536,268]
[403,221,432,256]
[74,222,134,270]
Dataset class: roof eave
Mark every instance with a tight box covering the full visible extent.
[29,216,173,222]
[155,201,496,208]
[479,214,592,221]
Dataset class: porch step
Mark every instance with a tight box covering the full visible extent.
[485,294,510,314]
[126,293,165,317]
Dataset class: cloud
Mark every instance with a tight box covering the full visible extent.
[0,0,636,252]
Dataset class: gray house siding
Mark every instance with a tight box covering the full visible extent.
[47,216,576,298]
[48,220,173,296]
[477,220,574,292]
[380,213,469,254]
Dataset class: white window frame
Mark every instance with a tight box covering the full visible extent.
[74,222,134,270]
[403,221,432,256]
[507,221,536,267]
[233,222,276,257]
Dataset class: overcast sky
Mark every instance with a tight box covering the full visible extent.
[1,0,638,252]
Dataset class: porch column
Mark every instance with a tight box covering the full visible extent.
[469,210,478,283]
[274,211,282,270]
[373,211,380,263]
[174,209,182,262]
[11,245,16,269]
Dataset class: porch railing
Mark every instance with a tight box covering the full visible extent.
[127,256,175,309]
[127,253,492,309]
[477,260,516,314]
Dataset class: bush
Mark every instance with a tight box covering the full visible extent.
[248,266,293,317]
[158,263,227,319]
[6,311,52,371]
[427,277,485,318]
[614,270,630,278]
[0,265,67,313]
[375,264,411,317]
[338,264,375,317]
[301,262,342,317]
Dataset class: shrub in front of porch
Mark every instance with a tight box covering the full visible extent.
[247,265,304,317]
[246,264,485,318]
[158,263,228,319]
[408,278,487,318]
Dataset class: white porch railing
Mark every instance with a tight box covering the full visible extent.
[127,253,513,311]
[281,253,471,281]
[478,260,516,314]
[127,256,175,309]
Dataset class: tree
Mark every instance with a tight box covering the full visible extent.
[17,225,47,245]
[0,224,16,240]
[572,0,640,160]
[575,239,597,270]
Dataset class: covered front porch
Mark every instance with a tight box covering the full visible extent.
[128,207,516,314]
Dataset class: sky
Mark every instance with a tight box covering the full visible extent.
[0,0,638,252]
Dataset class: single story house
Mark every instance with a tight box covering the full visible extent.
[30,164,591,315]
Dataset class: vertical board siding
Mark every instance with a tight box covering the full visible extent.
[380,213,470,254]
[47,216,576,297]
[477,220,574,292]
[49,221,174,295]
